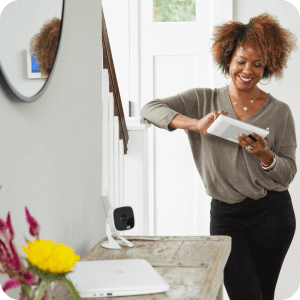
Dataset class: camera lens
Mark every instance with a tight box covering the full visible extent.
[120,214,126,222]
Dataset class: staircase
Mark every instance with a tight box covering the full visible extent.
[101,5,128,210]
[101,6,152,236]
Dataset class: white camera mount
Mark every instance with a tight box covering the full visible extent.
[101,194,134,249]
[101,220,134,249]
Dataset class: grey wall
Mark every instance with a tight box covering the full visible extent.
[0,0,105,298]
[233,0,300,263]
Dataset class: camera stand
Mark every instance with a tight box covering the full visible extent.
[101,221,134,249]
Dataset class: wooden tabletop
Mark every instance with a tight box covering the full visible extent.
[50,236,231,300]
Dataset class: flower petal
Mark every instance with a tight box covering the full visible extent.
[0,219,6,232]
[2,277,20,292]
[6,212,14,241]
[21,270,36,284]
[0,213,14,244]
[25,207,40,238]
[0,238,22,271]
[21,239,81,274]
[8,240,21,270]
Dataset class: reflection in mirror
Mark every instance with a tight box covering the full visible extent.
[29,18,61,80]
[0,0,63,98]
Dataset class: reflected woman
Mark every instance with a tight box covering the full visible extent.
[140,13,297,300]
[29,17,61,80]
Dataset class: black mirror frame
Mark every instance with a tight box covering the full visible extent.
[0,0,65,103]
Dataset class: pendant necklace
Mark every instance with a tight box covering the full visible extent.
[228,86,259,118]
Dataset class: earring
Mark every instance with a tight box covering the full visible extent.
[259,77,271,85]
[223,68,230,79]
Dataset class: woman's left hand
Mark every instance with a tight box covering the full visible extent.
[237,128,269,157]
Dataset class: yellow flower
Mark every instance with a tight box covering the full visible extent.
[21,239,80,273]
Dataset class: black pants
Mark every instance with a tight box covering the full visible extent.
[210,190,296,300]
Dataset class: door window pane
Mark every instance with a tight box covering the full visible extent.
[154,0,196,22]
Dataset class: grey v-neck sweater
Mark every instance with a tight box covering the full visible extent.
[140,86,297,204]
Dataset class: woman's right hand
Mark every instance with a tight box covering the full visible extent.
[196,110,229,136]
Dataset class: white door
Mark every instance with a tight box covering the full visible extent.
[140,0,232,236]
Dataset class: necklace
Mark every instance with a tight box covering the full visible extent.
[228,86,259,118]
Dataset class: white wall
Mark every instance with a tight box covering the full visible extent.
[0,0,105,298]
[233,1,300,299]
[0,0,63,97]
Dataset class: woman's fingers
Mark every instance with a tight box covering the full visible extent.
[210,110,229,121]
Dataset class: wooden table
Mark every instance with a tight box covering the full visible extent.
[51,236,231,300]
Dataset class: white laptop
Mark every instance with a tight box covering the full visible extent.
[65,259,170,298]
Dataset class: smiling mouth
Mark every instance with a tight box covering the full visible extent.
[239,76,253,84]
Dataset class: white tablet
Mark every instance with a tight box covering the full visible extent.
[207,114,269,144]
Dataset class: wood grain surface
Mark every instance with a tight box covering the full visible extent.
[50,236,231,300]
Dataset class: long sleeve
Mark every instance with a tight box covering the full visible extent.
[138,85,297,203]
[261,104,297,186]
[140,88,202,132]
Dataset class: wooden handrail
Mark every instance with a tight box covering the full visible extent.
[102,6,129,154]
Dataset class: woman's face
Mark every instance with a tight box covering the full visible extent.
[227,44,265,92]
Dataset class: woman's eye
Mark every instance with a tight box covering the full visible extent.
[238,61,261,68]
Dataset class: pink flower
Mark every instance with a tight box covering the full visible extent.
[0,213,21,271]
[2,276,20,292]
[25,207,40,239]
[0,204,44,298]
[0,211,14,244]
[0,207,40,278]
[20,270,36,285]
[2,272,36,296]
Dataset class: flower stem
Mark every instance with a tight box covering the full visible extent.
[34,280,48,300]
[21,284,33,299]
[61,277,83,300]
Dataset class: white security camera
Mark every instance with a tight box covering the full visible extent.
[101,196,135,249]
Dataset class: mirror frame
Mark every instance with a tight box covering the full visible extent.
[0,0,65,102]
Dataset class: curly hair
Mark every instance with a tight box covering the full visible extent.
[29,18,61,80]
[210,13,297,80]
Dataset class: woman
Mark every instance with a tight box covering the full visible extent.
[29,18,61,79]
[140,13,297,300]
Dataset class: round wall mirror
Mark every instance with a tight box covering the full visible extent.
[0,0,64,101]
